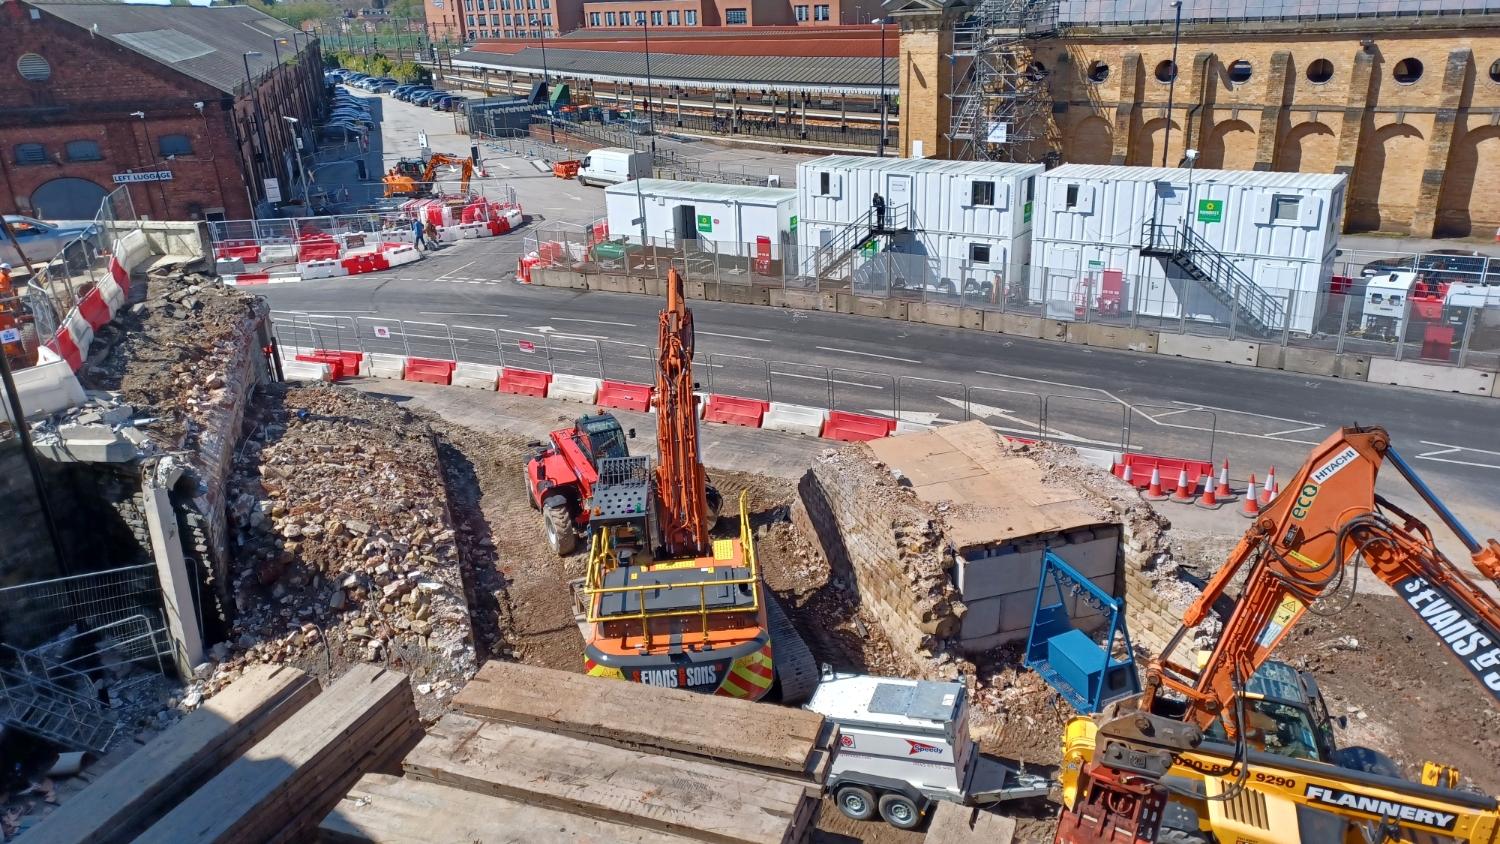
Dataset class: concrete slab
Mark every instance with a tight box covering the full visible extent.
[924,802,1016,844]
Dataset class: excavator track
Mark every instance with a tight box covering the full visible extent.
[765,590,818,705]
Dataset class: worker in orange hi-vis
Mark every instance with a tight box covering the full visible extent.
[0,263,16,314]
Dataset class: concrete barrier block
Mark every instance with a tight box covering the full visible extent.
[920,303,964,328]
[1075,323,1159,353]
[644,277,665,297]
[721,284,756,305]
[960,307,985,331]
[820,292,837,312]
[762,402,828,436]
[685,280,707,300]
[959,595,1001,639]
[453,362,501,390]
[1042,319,1070,342]
[981,309,1004,333]
[851,296,889,319]
[1073,446,1121,471]
[1157,333,1260,366]
[893,419,934,435]
[1367,357,1493,396]
[0,360,87,422]
[768,288,785,308]
[366,353,407,380]
[1335,354,1370,381]
[835,293,855,314]
[781,289,820,311]
[1054,536,1117,580]
[997,313,1044,338]
[282,360,332,382]
[53,424,136,463]
[626,275,648,295]
[548,373,602,403]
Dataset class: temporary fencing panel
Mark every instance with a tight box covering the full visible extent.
[1041,394,1128,451]
[354,316,415,357]
[705,354,771,402]
[545,334,605,379]
[768,361,833,409]
[829,368,898,421]
[1125,405,1218,465]
[965,385,1044,440]
[398,321,458,362]
[451,325,505,367]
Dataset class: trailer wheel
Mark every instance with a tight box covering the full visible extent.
[877,793,922,830]
[543,496,576,555]
[834,786,876,822]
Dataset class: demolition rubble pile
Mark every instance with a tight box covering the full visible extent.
[199,384,476,717]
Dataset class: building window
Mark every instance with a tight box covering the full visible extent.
[667,9,679,23]
[969,243,991,264]
[505,13,512,23]
[635,10,645,23]
[14,142,46,165]
[467,14,475,25]
[725,7,746,23]
[528,13,537,24]
[814,4,828,19]
[970,180,994,206]
[158,135,192,156]
[685,9,696,23]
[502,0,510,9]
[795,5,807,19]
[18,53,52,82]
[543,13,551,24]
[541,0,550,7]
[590,11,600,23]
[819,172,831,195]
[1065,184,1079,208]
[651,10,661,24]
[1024,176,1034,203]
[605,11,616,24]
[65,140,103,162]
[491,14,500,24]
[465,0,472,9]
[1272,196,1300,221]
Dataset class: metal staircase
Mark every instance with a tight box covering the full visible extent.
[809,204,909,280]
[0,656,117,752]
[1140,223,1286,336]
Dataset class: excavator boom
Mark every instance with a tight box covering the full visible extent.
[422,153,474,195]
[1149,425,1500,730]
[653,268,710,558]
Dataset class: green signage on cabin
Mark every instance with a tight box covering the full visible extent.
[1197,198,1223,223]
[697,214,713,233]
[1023,202,1033,224]
[789,216,798,233]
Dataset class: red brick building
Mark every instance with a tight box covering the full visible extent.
[1,0,324,222]
[422,0,469,44]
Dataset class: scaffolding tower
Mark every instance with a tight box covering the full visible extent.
[947,0,1059,161]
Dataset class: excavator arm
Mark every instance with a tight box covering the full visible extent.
[421,154,474,195]
[1145,425,1500,735]
[652,268,711,558]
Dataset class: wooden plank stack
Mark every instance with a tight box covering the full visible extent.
[404,713,820,844]
[451,660,837,783]
[923,802,1017,844]
[28,665,319,844]
[319,773,710,844]
[135,664,420,844]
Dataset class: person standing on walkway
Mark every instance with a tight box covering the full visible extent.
[424,220,440,250]
[872,192,886,231]
[411,217,426,250]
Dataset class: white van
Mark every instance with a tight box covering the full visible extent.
[578,148,651,187]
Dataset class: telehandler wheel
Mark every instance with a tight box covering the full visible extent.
[834,786,876,822]
[877,793,923,830]
[543,496,576,555]
[526,475,539,509]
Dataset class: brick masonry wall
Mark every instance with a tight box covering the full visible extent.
[900,16,1500,237]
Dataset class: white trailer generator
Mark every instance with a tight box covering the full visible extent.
[803,670,1051,830]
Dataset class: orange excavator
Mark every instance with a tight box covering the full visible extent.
[1056,425,1500,843]
[382,153,473,198]
[568,268,817,702]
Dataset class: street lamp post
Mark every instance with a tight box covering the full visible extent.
[243,51,272,209]
[539,17,556,142]
[640,12,656,157]
[876,17,887,157]
[1162,0,1183,168]
[284,116,311,208]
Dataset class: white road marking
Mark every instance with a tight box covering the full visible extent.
[435,261,477,280]
[1414,441,1500,470]
[769,370,884,389]
[419,312,510,317]
[554,317,637,327]
[870,410,941,425]
[698,331,771,343]
[815,346,922,364]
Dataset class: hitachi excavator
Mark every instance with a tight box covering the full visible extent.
[381,153,473,198]
[1055,425,1500,844]
[561,268,819,703]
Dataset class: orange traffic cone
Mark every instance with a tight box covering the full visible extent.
[1196,478,1223,510]
[1260,466,1276,505]
[1214,461,1236,501]
[1241,474,1261,519]
[1143,468,1168,500]
[1171,469,1195,504]
[1121,463,1134,486]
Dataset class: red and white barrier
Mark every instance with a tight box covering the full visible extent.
[703,395,768,428]
[597,380,653,412]
[821,411,896,442]
[498,367,551,397]
[298,258,350,280]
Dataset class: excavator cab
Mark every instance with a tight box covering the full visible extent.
[1198,661,1339,763]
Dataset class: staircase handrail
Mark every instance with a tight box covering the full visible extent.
[1177,225,1285,330]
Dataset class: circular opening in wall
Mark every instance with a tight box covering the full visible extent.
[1228,59,1253,83]
[1155,60,1178,83]
[17,53,51,82]
[1306,58,1334,84]
[1393,57,1423,84]
[1490,58,1500,84]
[1026,61,1048,81]
[1087,61,1110,83]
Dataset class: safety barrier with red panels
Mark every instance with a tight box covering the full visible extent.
[44,253,131,371]
[703,395,769,428]
[404,357,457,385]
[1113,454,1215,492]
[596,380,653,412]
[295,350,363,381]
[820,411,896,442]
[498,367,551,397]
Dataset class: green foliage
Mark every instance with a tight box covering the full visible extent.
[389,0,423,18]
[391,61,432,84]
[262,0,336,27]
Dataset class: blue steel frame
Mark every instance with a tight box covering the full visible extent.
[1024,549,1140,714]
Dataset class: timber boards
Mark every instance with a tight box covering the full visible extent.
[134,664,418,844]
[28,665,319,844]
[318,774,710,844]
[404,713,819,844]
[451,660,833,779]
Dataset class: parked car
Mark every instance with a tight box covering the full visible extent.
[392,84,421,98]
[429,96,453,110]
[414,91,445,106]
[401,87,434,103]
[1,216,99,267]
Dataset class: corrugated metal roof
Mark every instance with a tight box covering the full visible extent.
[30,1,306,94]
[1059,0,1500,25]
[605,178,797,204]
[802,155,1043,177]
[454,48,894,93]
[1044,163,1348,189]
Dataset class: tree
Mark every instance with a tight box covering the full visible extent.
[262,0,337,27]
[389,0,423,19]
